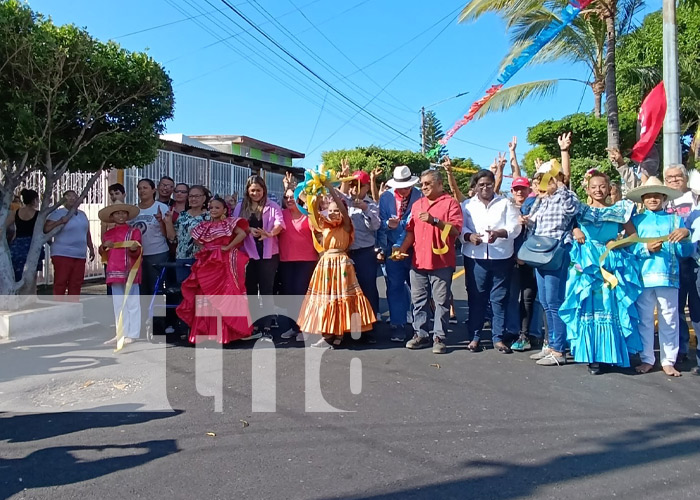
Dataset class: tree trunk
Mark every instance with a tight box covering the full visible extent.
[591,80,605,119]
[604,6,620,150]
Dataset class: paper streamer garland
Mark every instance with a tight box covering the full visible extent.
[111,240,142,352]
[439,0,593,147]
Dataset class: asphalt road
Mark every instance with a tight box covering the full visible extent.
[2,273,700,500]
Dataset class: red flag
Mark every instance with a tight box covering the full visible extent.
[630,81,666,163]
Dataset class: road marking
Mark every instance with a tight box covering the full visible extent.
[453,268,465,279]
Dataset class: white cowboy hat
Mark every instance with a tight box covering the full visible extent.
[386,165,418,188]
[625,176,683,203]
[98,203,140,223]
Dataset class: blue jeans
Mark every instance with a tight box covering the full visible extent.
[175,258,195,284]
[529,299,545,339]
[349,246,379,316]
[385,256,411,326]
[678,258,700,356]
[535,252,570,353]
[411,267,453,340]
[465,257,513,344]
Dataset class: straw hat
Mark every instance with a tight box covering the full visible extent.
[98,203,140,223]
[625,176,683,203]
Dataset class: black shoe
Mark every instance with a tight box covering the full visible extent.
[690,366,700,376]
[588,363,602,375]
[677,353,689,364]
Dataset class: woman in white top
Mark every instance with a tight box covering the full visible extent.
[130,178,169,296]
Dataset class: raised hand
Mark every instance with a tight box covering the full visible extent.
[607,147,624,167]
[283,171,295,191]
[340,158,350,177]
[154,207,163,223]
[497,152,507,169]
[508,136,517,153]
[370,167,383,179]
[534,158,544,169]
[558,132,572,151]
[163,207,174,223]
[441,155,453,172]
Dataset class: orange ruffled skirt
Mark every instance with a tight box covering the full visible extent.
[297,250,376,336]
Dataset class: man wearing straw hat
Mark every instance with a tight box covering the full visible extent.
[98,203,143,346]
[627,177,692,377]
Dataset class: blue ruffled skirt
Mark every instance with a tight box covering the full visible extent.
[560,240,643,366]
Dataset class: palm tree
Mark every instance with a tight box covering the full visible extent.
[459,0,643,149]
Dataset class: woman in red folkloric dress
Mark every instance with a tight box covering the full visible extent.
[176,197,252,344]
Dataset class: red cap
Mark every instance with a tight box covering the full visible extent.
[352,170,371,185]
[511,177,530,189]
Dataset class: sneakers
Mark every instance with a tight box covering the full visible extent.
[536,352,567,366]
[529,343,551,360]
[432,337,446,354]
[511,334,531,352]
[241,331,263,341]
[449,316,458,324]
[405,334,430,350]
[390,325,406,343]
[280,328,297,339]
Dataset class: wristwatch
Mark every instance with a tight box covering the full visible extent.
[431,217,439,226]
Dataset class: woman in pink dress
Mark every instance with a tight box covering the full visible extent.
[176,197,252,344]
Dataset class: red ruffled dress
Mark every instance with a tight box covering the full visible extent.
[176,217,253,343]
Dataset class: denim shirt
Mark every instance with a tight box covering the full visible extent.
[377,187,422,252]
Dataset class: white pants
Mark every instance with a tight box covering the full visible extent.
[636,287,679,366]
[112,283,141,339]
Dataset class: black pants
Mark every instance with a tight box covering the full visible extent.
[278,260,317,333]
[348,246,379,316]
[246,254,280,329]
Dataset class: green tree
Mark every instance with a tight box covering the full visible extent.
[616,6,700,158]
[526,112,637,160]
[422,109,447,159]
[321,146,430,179]
[569,157,620,199]
[0,0,174,297]
[446,157,480,195]
[459,0,644,148]
[523,145,551,177]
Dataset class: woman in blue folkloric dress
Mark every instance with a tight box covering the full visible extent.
[559,170,643,375]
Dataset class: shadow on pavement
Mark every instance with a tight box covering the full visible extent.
[0,408,182,499]
[336,416,700,500]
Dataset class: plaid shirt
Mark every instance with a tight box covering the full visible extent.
[528,186,580,243]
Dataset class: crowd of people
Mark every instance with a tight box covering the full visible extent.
[5,134,700,377]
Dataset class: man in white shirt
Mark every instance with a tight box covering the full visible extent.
[461,169,521,353]
[664,164,699,362]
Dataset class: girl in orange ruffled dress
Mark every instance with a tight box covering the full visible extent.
[297,183,376,348]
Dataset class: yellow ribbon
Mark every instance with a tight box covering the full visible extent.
[598,234,672,289]
[110,240,142,352]
[432,223,453,255]
[538,159,561,194]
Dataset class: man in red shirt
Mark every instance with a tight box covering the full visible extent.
[394,170,463,353]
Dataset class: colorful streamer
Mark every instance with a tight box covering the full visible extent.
[439,0,593,147]
[112,240,142,352]
[293,165,346,252]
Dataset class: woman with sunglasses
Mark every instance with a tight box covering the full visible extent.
[163,185,210,283]
[172,183,189,214]
[233,175,285,340]
[278,181,319,341]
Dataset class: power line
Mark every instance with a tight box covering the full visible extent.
[304,91,328,155]
[306,9,459,156]
[286,0,415,115]
[244,0,413,127]
[195,0,415,148]
[214,0,422,146]
[111,9,220,39]
[163,0,331,64]
[168,0,414,148]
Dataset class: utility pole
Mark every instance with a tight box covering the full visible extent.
[420,107,426,154]
[663,0,682,167]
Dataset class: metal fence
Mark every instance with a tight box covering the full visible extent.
[124,150,251,204]
[22,171,110,285]
[263,171,285,204]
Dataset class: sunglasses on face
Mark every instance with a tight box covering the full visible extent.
[174,189,188,194]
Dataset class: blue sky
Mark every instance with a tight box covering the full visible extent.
[29,0,660,173]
